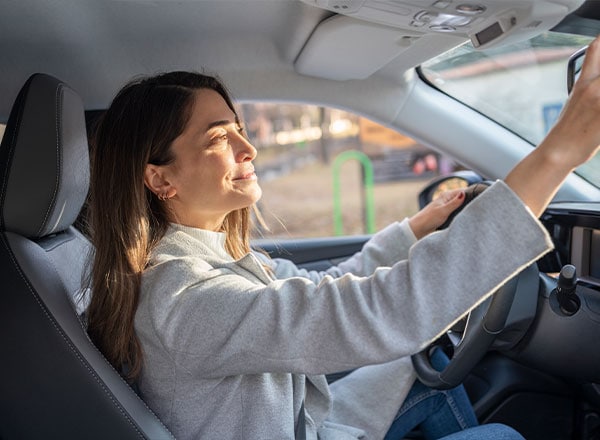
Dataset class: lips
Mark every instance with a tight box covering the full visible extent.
[233,169,256,180]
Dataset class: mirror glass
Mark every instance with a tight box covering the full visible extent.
[431,177,470,201]
[567,46,587,94]
[417,171,483,209]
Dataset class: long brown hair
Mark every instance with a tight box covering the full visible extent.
[86,72,253,381]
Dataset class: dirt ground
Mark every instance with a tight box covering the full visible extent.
[256,160,431,239]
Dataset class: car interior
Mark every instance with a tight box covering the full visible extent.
[0,73,175,438]
[1,0,600,439]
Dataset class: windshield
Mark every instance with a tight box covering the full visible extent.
[420,31,600,188]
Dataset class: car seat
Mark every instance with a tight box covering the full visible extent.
[0,73,175,439]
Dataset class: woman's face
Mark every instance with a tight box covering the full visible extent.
[148,88,262,230]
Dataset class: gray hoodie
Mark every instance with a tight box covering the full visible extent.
[135,181,552,439]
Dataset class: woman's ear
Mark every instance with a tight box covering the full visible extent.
[144,164,176,199]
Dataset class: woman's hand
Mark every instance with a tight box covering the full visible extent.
[408,189,465,240]
[547,36,600,168]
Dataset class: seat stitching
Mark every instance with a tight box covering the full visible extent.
[37,84,62,237]
[43,233,176,437]
[0,80,175,438]
[0,233,147,439]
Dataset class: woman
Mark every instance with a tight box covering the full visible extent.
[86,37,600,439]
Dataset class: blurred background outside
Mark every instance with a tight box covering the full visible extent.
[238,102,456,239]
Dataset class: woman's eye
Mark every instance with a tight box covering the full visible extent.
[208,133,228,146]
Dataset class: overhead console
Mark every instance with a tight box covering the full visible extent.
[296,0,585,79]
[299,0,585,48]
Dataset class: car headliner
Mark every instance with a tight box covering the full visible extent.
[2,0,599,202]
[0,0,587,121]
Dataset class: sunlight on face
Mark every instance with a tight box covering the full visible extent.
[162,89,262,230]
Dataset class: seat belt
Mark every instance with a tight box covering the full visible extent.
[295,400,306,440]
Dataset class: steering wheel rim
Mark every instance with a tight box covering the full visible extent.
[411,276,518,389]
[411,181,519,390]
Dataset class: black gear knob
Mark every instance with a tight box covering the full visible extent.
[556,264,580,316]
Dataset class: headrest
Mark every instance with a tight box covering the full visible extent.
[0,74,89,238]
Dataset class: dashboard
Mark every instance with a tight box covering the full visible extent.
[510,203,600,383]
[539,202,600,281]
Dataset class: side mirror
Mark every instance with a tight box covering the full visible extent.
[567,46,587,94]
[418,170,483,209]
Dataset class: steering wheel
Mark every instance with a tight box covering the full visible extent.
[411,182,521,390]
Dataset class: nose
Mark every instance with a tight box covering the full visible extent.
[233,131,257,162]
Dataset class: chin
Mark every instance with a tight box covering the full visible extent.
[236,191,262,210]
[248,184,263,204]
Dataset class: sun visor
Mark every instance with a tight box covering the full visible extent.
[295,15,422,80]
[296,0,586,80]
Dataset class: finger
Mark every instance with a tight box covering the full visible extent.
[444,190,465,209]
[436,191,464,222]
[441,189,465,205]
[432,191,465,229]
[578,35,600,81]
[437,188,463,204]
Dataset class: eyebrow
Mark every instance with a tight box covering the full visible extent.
[206,119,234,131]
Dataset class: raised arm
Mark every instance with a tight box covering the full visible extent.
[505,36,600,217]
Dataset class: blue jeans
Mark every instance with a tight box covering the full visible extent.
[384,349,524,440]
[436,424,525,440]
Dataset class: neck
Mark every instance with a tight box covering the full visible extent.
[167,205,226,231]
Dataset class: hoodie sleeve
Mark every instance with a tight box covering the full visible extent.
[136,180,553,378]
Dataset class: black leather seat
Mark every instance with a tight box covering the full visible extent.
[0,73,175,439]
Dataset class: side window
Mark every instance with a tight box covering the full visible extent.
[239,103,458,239]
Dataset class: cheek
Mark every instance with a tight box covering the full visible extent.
[172,151,235,193]
[187,154,225,178]
[192,158,233,195]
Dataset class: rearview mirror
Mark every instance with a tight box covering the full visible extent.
[567,46,587,94]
